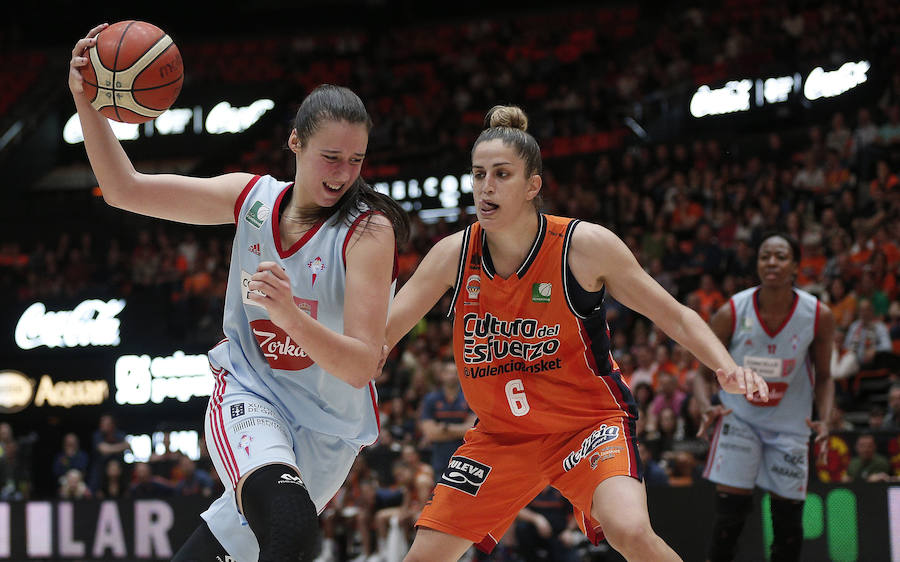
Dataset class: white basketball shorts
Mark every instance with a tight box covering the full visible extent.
[703,413,809,501]
[200,366,360,562]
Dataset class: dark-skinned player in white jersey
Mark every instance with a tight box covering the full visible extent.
[695,233,834,562]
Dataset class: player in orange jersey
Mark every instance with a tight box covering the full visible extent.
[384,105,769,562]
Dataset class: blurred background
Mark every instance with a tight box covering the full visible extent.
[0,0,898,560]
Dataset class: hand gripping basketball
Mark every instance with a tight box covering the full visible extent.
[71,21,184,123]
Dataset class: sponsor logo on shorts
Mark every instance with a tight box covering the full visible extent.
[589,445,623,468]
[278,473,305,486]
[438,455,492,496]
[231,417,290,439]
[783,451,806,466]
[719,442,753,454]
[230,403,245,419]
[563,424,620,472]
[770,463,804,480]
[247,403,279,416]
[721,423,754,441]
[245,201,270,229]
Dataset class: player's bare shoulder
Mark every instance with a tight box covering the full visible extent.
[569,221,618,256]
[345,212,395,245]
[568,221,619,290]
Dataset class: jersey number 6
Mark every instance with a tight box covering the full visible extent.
[505,379,531,416]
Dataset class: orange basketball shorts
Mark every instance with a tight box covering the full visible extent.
[416,415,642,553]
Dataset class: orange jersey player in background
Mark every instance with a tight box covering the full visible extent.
[385,105,769,562]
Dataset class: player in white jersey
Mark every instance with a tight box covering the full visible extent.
[694,233,834,562]
[70,26,409,562]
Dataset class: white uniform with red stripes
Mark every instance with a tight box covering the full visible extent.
[201,175,386,562]
[704,287,820,500]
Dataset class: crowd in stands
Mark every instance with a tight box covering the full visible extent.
[1,1,900,561]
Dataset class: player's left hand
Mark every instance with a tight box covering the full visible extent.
[806,418,829,464]
[715,367,769,402]
[247,262,302,329]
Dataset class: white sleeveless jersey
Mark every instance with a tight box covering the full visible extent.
[208,175,386,449]
[718,287,820,435]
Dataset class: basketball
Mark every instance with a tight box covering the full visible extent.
[81,20,183,124]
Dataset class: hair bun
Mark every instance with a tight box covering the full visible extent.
[484,105,528,132]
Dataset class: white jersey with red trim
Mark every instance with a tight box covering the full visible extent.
[207,174,385,449]
[718,286,819,435]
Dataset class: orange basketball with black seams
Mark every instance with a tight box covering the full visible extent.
[81,20,184,124]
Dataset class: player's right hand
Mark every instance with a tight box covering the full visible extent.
[69,23,108,96]
[696,404,732,439]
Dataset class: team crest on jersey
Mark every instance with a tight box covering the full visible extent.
[739,316,753,333]
[307,257,326,287]
[438,455,492,496]
[531,283,551,303]
[245,201,270,229]
[465,274,481,301]
[239,434,252,456]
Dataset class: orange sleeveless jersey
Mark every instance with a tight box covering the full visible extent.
[450,214,637,435]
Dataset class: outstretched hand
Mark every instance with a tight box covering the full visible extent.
[69,23,108,96]
[715,367,769,402]
[696,405,732,439]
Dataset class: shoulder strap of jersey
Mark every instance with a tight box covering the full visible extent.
[233,174,265,224]
[447,224,476,318]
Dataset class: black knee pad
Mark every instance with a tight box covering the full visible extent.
[708,492,753,562]
[172,522,230,562]
[241,464,320,562]
[770,497,804,562]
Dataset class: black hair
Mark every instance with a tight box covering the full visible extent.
[291,84,409,244]
[472,105,543,209]
[757,231,801,263]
